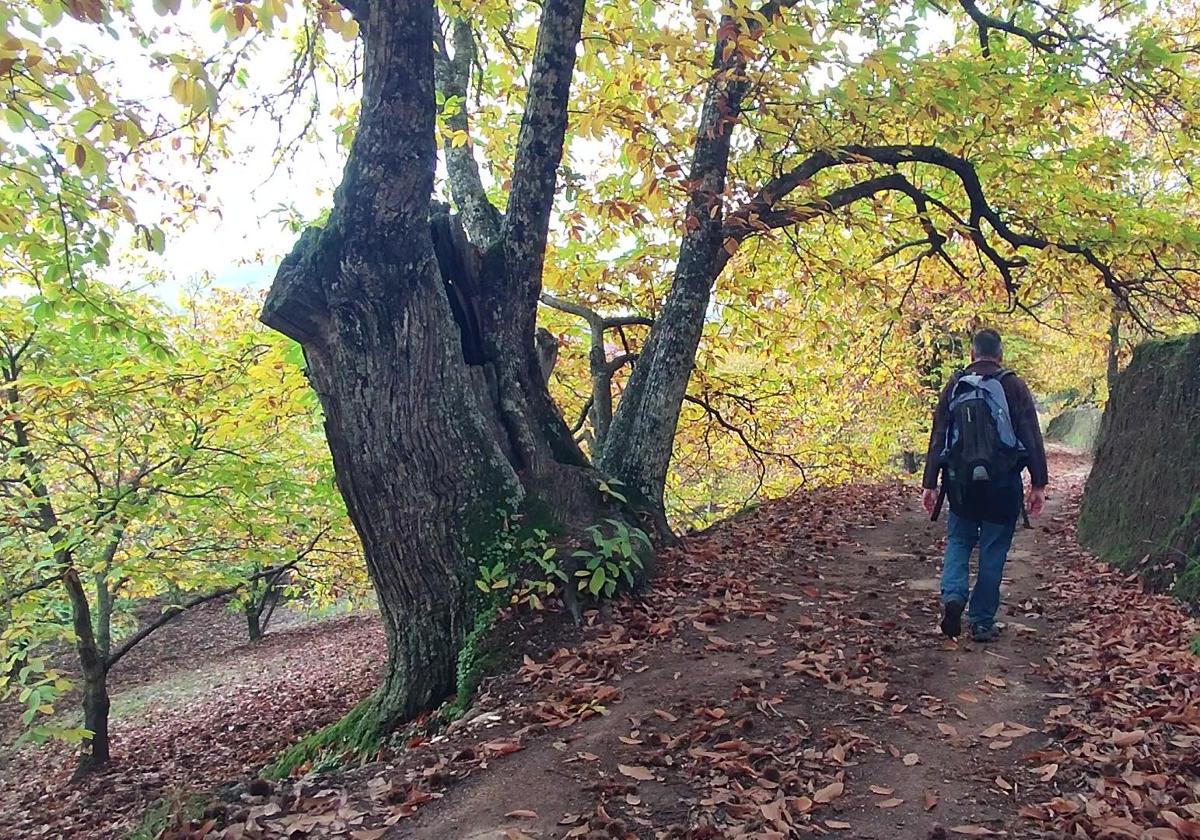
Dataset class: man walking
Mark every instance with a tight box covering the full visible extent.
[920,329,1048,643]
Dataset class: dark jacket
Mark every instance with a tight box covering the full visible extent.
[921,360,1049,491]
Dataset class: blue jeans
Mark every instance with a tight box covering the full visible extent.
[940,510,1016,629]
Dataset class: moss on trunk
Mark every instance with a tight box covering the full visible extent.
[263,696,385,779]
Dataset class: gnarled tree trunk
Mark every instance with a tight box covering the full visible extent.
[261,0,611,732]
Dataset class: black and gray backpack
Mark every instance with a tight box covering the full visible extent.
[939,370,1027,512]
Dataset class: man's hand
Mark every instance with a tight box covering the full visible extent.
[921,487,938,515]
[1027,485,1047,518]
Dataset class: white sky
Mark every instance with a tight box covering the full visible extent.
[53,0,359,305]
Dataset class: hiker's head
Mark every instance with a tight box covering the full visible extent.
[970,329,1003,362]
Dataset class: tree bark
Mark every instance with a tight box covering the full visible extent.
[62,567,109,772]
[79,670,110,772]
[246,603,263,644]
[262,0,521,724]
[598,14,752,511]
[92,530,124,660]
[94,573,112,660]
[261,0,610,732]
[1107,299,1123,395]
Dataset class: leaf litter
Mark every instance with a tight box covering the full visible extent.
[3,450,1198,840]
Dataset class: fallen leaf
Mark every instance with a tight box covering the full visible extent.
[813,781,844,803]
[1112,729,1147,747]
[617,764,655,781]
[483,740,523,756]
[505,810,537,819]
[877,798,904,808]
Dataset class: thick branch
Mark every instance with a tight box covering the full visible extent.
[501,0,587,295]
[434,16,502,246]
[955,0,1063,55]
[539,291,601,327]
[603,313,654,329]
[718,173,923,274]
[728,143,1144,313]
[605,353,638,374]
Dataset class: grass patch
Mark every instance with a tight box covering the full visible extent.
[127,792,210,840]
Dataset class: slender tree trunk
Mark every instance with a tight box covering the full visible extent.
[80,670,110,770]
[1107,300,1123,396]
[245,573,285,642]
[62,568,109,771]
[94,573,112,660]
[599,20,749,511]
[6,392,114,770]
[92,530,124,660]
[245,602,263,643]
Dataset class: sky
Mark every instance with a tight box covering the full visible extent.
[55,0,360,306]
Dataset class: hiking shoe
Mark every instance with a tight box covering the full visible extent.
[971,624,999,643]
[940,599,965,638]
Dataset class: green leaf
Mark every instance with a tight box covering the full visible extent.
[588,568,606,596]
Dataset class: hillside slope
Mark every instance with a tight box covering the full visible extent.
[1078,334,1200,596]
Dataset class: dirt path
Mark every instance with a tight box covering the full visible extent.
[385,451,1099,839]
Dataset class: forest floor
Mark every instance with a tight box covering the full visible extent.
[5,447,1200,839]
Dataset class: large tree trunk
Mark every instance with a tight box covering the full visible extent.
[261,0,603,733]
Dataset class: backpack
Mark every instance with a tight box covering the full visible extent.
[940,370,1027,513]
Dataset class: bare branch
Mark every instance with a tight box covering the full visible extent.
[0,573,65,606]
[570,395,594,434]
[106,560,300,670]
[539,291,601,327]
